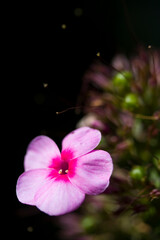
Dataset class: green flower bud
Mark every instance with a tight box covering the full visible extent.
[123,93,139,111]
[113,71,132,92]
[149,168,160,188]
[132,119,144,141]
[81,216,97,233]
[130,166,145,180]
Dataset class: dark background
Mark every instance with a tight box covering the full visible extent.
[4,0,160,239]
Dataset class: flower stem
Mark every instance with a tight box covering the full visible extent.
[135,114,159,121]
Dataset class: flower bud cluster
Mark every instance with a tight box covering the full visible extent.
[75,47,160,239]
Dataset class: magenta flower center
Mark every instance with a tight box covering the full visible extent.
[58,161,69,175]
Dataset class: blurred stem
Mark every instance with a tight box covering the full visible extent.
[122,186,149,213]
[135,114,160,121]
[120,0,140,45]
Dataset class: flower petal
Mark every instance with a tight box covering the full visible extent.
[16,169,56,205]
[24,136,61,171]
[68,150,113,195]
[34,176,85,216]
[61,127,101,160]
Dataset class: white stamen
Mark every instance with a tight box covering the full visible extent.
[58,169,63,174]
[65,170,68,174]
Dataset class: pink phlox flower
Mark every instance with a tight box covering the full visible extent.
[16,127,113,216]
